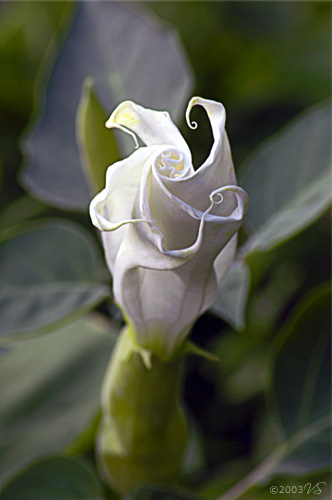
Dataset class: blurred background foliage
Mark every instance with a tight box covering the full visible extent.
[0,1,330,499]
[150,1,331,166]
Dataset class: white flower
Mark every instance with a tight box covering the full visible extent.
[90,97,248,360]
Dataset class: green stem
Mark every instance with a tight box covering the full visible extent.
[97,327,188,494]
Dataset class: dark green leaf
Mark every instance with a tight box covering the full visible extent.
[241,101,331,253]
[205,285,331,500]
[0,315,118,482]
[21,2,193,210]
[0,195,48,231]
[212,473,331,500]
[0,456,103,499]
[0,2,70,115]
[199,463,331,500]
[211,262,250,331]
[214,261,304,403]
[128,484,203,500]
[181,420,206,477]
[0,219,110,340]
[76,79,120,195]
[273,427,331,477]
[268,283,331,476]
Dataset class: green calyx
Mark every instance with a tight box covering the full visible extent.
[97,327,188,494]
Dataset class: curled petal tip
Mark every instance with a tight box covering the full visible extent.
[105,116,112,128]
[211,192,224,205]
[186,97,200,130]
[105,118,139,149]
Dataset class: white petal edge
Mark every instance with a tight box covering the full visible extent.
[161,96,234,211]
[139,155,249,260]
[185,96,226,174]
[105,100,191,159]
[89,146,159,231]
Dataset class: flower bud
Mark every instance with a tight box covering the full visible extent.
[90,97,248,359]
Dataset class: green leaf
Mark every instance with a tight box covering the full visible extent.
[0,315,118,483]
[0,456,103,499]
[208,285,331,500]
[0,2,71,115]
[200,465,331,500]
[76,78,120,195]
[181,429,206,480]
[268,283,331,477]
[129,484,203,500]
[212,472,331,500]
[21,2,193,210]
[0,194,48,231]
[240,101,331,254]
[211,262,250,331]
[0,219,110,340]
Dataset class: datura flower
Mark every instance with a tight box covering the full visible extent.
[90,97,248,360]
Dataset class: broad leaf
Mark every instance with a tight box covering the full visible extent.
[208,285,331,500]
[181,420,206,477]
[0,315,118,482]
[210,473,331,500]
[200,469,330,500]
[240,101,331,253]
[129,484,203,500]
[21,2,193,210]
[76,78,120,195]
[268,283,331,477]
[0,219,110,340]
[0,194,48,231]
[211,262,250,331]
[0,456,103,500]
[0,1,70,115]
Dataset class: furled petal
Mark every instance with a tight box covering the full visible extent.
[112,183,248,359]
[128,262,217,359]
[90,146,158,272]
[139,146,199,252]
[214,235,238,283]
[90,96,249,360]
[139,147,248,258]
[106,100,192,159]
[164,97,236,212]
